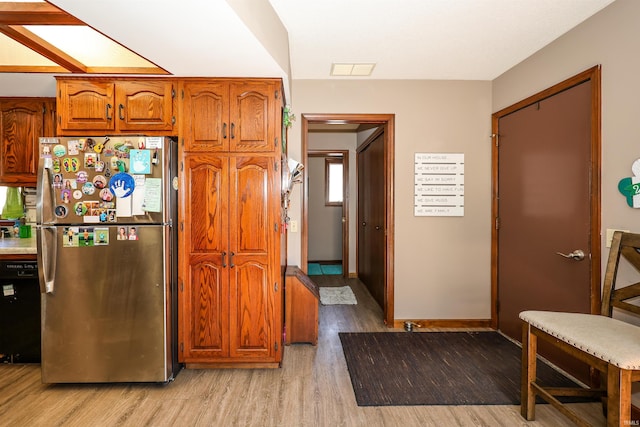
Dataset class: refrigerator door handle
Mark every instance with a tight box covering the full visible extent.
[37,225,57,294]
[36,155,55,225]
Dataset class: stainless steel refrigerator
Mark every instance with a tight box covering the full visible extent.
[36,135,180,383]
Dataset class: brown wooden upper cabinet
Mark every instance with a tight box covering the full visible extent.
[0,97,55,186]
[56,78,176,135]
[180,79,280,153]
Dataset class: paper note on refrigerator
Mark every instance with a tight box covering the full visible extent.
[116,196,132,217]
[143,178,162,212]
[131,175,146,215]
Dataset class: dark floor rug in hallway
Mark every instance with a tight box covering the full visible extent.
[339,331,595,407]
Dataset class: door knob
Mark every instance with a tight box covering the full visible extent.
[556,249,585,261]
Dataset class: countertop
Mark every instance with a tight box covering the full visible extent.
[0,235,37,255]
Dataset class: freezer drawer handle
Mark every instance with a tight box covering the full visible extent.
[37,225,57,294]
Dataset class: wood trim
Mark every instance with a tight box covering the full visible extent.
[491,65,602,329]
[0,2,83,25]
[392,319,492,329]
[0,254,36,260]
[302,113,395,326]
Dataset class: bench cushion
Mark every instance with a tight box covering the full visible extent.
[520,310,640,370]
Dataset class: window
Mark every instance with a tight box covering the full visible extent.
[325,158,343,206]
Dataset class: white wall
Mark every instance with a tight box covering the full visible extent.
[287,79,493,319]
[307,156,342,262]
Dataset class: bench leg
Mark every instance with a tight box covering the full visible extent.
[606,365,632,427]
[521,322,537,420]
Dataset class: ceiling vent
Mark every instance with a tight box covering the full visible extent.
[330,63,375,77]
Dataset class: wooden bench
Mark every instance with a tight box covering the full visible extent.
[520,231,640,427]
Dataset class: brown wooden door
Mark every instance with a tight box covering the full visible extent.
[229,82,276,153]
[496,79,596,380]
[180,81,229,152]
[0,98,55,186]
[57,80,115,132]
[115,81,174,132]
[228,154,278,360]
[179,154,230,362]
[357,130,386,309]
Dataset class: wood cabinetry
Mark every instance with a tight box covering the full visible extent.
[178,78,284,367]
[56,78,176,135]
[0,98,55,186]
[284,266,318,345]
[180,80,279,153]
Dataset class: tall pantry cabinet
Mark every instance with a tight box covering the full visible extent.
[178,79,284,367]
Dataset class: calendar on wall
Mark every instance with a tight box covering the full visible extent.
[414,153,464,216]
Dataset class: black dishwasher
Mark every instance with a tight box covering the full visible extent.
[0,260,41,363]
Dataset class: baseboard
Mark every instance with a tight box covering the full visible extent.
[392,319,492,329]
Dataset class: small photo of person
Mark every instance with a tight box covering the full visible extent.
[63,227,78,247]
[61,189,71,204]
[117,227,128,240]
[128,227,138,240]
[79,228,94,246]
[53,173,63,189]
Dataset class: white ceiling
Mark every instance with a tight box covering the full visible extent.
[270,0,616,80]
[0,0,618,96]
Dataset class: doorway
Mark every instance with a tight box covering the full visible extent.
[307,151,349,277]
[302,113,395,325]
[491,66,601,381]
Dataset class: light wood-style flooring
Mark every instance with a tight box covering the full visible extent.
[0,277,605,426]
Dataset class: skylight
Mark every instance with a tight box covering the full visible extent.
[0,1,166,74]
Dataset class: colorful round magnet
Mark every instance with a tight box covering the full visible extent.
[52,144,66,157]
[109,172,135,198]
[54,205,68,218]
[82,182,95,195]
[73,190,83,200]
[74,202,87,216]
[93,175,107,189]
[99,188,114,202]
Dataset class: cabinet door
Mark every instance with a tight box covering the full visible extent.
[228,155,280,361]
[179,154,230,361]
[57,80,115,131]
[116,81,174,132]
[0,99,54,186]
[229,82,277,153]
[180,82,229,152]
